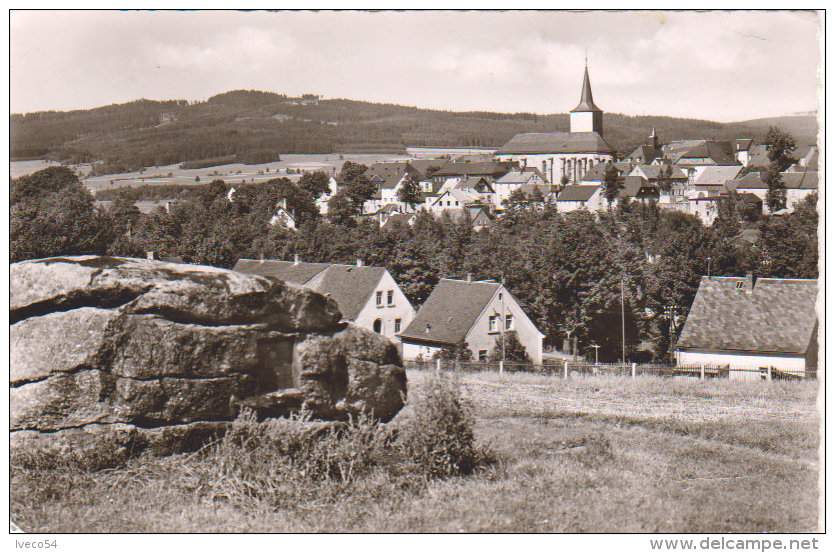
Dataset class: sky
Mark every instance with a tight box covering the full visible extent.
[10,10,821,122]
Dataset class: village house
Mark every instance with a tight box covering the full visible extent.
[233,258,416,344]
[724,170,818,212]
[552,185,604,212]
[492,168,548,206]
[269,198,297,229]
[429,160,517,185]
[398,276,544,363]
[675,275,818,380]
[313,175,340,215]
[745,144,818,171]
[626,128,664,164]
[494,64,616,184]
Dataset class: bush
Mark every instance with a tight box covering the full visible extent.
[397,375,485,477]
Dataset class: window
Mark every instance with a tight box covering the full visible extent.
[394,318,402,333]
[478,350,488,361]
[376,291,383,306]
[488,315,498,332]
[373,319,382,333]
[505,314,514,330]
[387,290,394,305]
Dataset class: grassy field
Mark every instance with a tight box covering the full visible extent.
[11,370,820,533]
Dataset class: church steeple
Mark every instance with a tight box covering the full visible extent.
[569,61,603,134]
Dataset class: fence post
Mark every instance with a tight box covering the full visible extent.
[767,366,772,381]
[700,364,705,380]
[631,363,637,379]
[499,360,504,376]
[563,361,568,380]
[436,357,441,374]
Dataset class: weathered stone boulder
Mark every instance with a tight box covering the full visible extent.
[10,256,406,458]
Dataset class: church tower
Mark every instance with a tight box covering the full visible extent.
[569,63,603,134]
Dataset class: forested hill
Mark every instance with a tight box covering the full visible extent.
[11,89,818,170]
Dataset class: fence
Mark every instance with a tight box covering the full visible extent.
[403,359,816,381]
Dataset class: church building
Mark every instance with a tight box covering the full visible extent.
[494,64,616,185]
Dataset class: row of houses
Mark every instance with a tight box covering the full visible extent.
[232,256,817,381]
[233,258,544,364]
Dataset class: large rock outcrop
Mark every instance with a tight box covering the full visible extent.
[10,256,406,458]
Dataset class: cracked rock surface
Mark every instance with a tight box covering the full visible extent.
[11,256,406,457]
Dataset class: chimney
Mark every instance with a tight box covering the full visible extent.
[356,259,363,267]
[293,254,300,265]
[466,273,473,283]
[425,323,431,334]
[259,253,264,263]
[146,251,155,260]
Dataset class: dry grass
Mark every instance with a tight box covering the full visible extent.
[10,370,820,533]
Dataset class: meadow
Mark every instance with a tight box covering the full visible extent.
[10,370,819,533]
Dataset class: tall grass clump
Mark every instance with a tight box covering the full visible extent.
[398,375,487,477]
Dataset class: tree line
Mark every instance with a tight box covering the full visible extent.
[11,163,817,364]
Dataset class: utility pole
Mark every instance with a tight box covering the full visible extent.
[621,277,626,365]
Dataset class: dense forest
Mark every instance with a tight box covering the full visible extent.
[10,90,818,172]
[11,165,818,363]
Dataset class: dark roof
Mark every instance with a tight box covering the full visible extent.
[692,165,743,185]
[634,164,688,180]
[407,159,445,178]
[433,161,516,177]
[571,66,602,112]
[735,139,754,151]
[495,132,616,155]
[676,141,739,166]
[310,264,387,320]
[677,276,817,355]
[747,144,817,168]
[621,176,659,198]
[555,185,599,201]
[581,162,621,182]
[380,213,414,231]
[519,184,559,198]
[233,259,330,284]
[627,144,663,163]
[725,171,818,191]
[399,279,501,344]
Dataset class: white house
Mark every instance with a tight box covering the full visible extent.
[268,199,297,230]
[675,275,818,380]
[494,64,616,184]
[398,277,544,364]
[493,168,547,207]
[314,176,340,215]
[233,258,416,344]
[724,171,818,213]
[552,185,604,212]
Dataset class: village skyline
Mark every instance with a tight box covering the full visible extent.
[10,10,821,121]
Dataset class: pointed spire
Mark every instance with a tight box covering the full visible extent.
[571,64,601,113]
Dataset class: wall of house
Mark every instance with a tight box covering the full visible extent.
[495,153,614,184]
[464,287,543,363]
[401,341,443,361]
[676,350,809,380]
[354,271,416,344]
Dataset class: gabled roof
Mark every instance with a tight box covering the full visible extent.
[233,259,330,284]
[495,169,545,185]
[677,276,817,355]
[725,171,818,191]
[380,213,414,231]
[633,164,688,180]
[399,279,501,344]
[495,132,616,155]
[692,165,743,185]
[455,176,493,191]
[582,162,623,182]
[747,144,817,168]
[433,161,516,177]
[621,176,659,198]
[309,264,388,319]
[555,185,599,202]
[735,139,754,151]
[407,159,446,178]
[628,144,663,163]
[518,184,559,198]
[675,141,740,166]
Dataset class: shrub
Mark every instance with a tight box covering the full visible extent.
[397,375,484,477]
